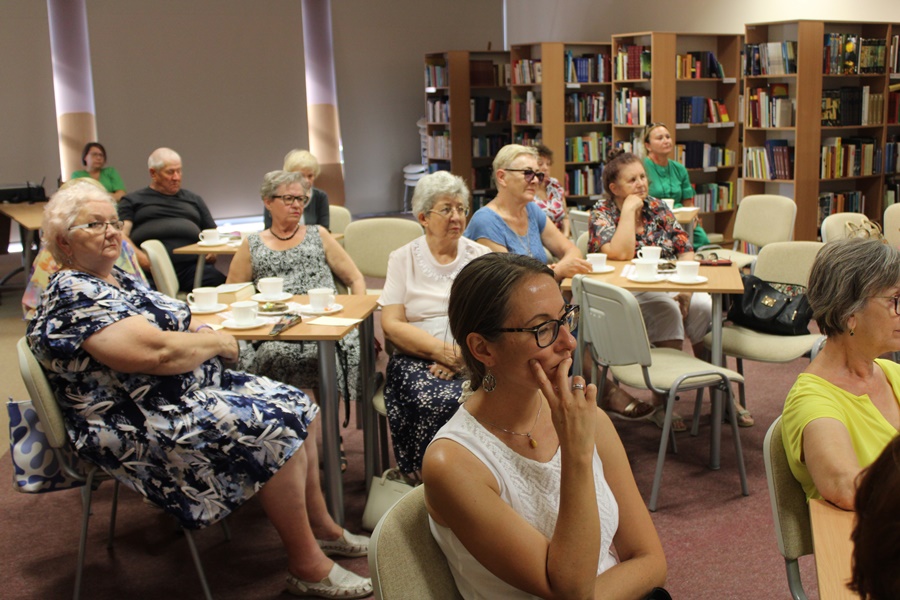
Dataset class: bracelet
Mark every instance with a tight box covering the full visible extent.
[194,324,213,333]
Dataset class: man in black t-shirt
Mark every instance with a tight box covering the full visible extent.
[120,148,226,291]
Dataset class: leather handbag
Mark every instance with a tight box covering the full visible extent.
[7,399,84,493]
[727,274,813,336]
[362,468,416,531]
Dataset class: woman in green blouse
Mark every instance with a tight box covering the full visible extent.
[71,142,126,201]
[642,123,710,248]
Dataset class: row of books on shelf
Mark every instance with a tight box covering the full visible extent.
[426,132,451,159]
[513,130,543,147]
[425,63,448,88]
[565,51,611,83]
[692,181,735,212]
[675,96,731,125]
[512,59,542,85]
[566,165,603,196]
[673,142,736,170]
[889,91,900,124]
[614,135,647,158]
[817,192,865,227]
[614,44,652,80]
[471,97,510,123]
[822,87,884,126]
[471,165,493,190]
[426,97,450,123]
[565,92,608,122]
[885,140,900,174]
[746,84,793,128]
[676,51,725,80]
[886,178,900,208]
[513,91,541,124]
[744,140,794,180]
[823,33,887,75]
[893,35,900,73]
[470,60,511,87]
[565,132,612,163]
[820,137,881,179]
[744,41,798,76]
[613,88,650,125]
[472,135,509,158]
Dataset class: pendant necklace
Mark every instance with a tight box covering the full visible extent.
[270,224,300,241]
[477,397,543,448]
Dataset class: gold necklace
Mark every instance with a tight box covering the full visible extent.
[476,397,543,448]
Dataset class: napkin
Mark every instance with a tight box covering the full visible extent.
[306,316,362,326]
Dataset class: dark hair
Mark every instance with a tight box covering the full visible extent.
[81,142,106,166]
[849,436,900,599]
[601,149,642,198]
[448,253,554,390]
[534,143,553,161]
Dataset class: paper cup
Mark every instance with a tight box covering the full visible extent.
[633,258,659,281]
[676,260,700,281]
[308,288,336,311]
[637,246,662,262]
[231,300,259,325]
[199,229,220,243]
[257,277,284,298]
[587,253,607,271]
[662,198,675,211]
[187,287,218,310]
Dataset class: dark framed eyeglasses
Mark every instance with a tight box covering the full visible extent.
[68,220,124,233]
[504,168,545,184]
[428,205,469,218]
[271,194,310,206]
[872,295,900,316]
[498,305,579,348]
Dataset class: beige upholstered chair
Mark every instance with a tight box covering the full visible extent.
[884,203,900,248]
[329,204,352,235]
[576,231,589,257]
[575,276,748,511]
[820,211,868,243]
[714,194,796,269]
[342,218,424,295]
[763,416,813,600]
[569,208,590,242]
[369,485,461,600]
[140,239,186,299]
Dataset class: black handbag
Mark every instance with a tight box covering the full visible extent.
[726,274,813,336]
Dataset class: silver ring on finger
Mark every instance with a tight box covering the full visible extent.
[572,382,585,391]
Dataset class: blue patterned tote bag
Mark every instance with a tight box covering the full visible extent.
[7,399,84,493]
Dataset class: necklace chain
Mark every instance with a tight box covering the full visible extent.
[270,224,300,241]
[477,397,543,449]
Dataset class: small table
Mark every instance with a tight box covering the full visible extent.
[0,201,46,285]
[673,206,700,240]
[809,499,858,600]
[192,293,378,525]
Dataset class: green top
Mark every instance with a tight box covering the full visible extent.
[642,157,709,247]
[70,166,126,194]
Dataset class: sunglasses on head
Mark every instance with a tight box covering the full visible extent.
[504,168,545,184]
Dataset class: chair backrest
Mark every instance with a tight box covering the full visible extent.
[343,218,424,280]
[763,416,813,596]
[329,205,352,235]
[752,241,823,287]
[732,194,797,248]
[140,239,182,298]
[16,337,69,450]
[569,209,590,241]
[575,231,589,257]
[369,485,461,600]
[574,275,652,368]
[884,203,900,249]
[820,212,868,243]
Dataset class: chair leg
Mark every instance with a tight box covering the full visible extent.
[648,390,678,512]
[736,358,746,409]
[377,414,390,473]
[690,388,704,437]
[107,480,120,549]
[723,385,749,497]
[785,558,809,600]
[74,470,100,600]
[183,528,214,600]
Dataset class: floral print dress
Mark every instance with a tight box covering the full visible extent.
[27,268,317,529]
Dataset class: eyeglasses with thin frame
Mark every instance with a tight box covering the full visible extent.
[872,295,900,316]
[428,205,470,218]
[504,168,546,184]
[271,194,310,206]
[498,305,579,348]
[68,220,124,233]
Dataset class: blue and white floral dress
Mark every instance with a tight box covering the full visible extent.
[26,268,317,529]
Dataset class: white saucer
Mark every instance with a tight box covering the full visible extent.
[631,258,668,265]
[667,275,709,285]
[626,274,667,283]
[189,303,228,314]
[197,239,228,247]
[591,265,615,274]
[297,303,344,315]
[250,292,293,303]
[221,317,268,329]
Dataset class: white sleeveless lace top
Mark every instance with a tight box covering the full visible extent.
[428,405,620,599]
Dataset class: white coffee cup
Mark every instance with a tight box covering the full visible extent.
[199,228,220,244]
[586,253,607,271]
[257,277,284,298]
[662,198,675,211]
[633,258,659,281]
[231,300,259,326]
[308,287,336,311]
[637,246,662,262]
[675,260,700,281]
[187,287,218,310]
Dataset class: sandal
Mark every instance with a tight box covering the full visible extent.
[608,399,655,421]
[649,406,687,433]
[736,408,755,428]
[316,528,370,558]
[286,563,372,599]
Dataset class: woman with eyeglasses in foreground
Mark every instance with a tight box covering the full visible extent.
[782,238,900,511]
[378,171,490,480]
[27,181,372,598]
[423,253,667,600]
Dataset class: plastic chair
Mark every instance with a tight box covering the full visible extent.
[703,241,824,411]
[16,337,218,600]
[140,239,186,299]
[763,416,813,600]
[369,485,461,600]
[402,164,428,213]
[884,203,900,249]
[576,231,589,257]
[342,218,424,296]
[329,205,352,235]
[714,194,797,270]
[820,212,868,243]
[569,208,590,242]
[574,276,748,511]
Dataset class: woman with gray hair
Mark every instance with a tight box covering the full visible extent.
[228,170,366,430]
[378,170,491,477]
[782,238,900,510]
[263,149,330,231]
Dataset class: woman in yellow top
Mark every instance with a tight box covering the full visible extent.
[782,238,900,509]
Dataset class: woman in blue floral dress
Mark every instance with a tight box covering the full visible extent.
[26,181,372,598]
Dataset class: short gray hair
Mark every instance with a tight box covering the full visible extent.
[808,238,900,337]
[411,171,470,217]
[283,149,321,177]
[260,170,309,200]
[42,181,116,264]
[492,143,538,174]
[148,147,181,171]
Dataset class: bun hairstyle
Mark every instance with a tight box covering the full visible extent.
[601,149,642,198]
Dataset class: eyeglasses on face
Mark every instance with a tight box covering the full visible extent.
[68,220,124,233]
[872,295,900,316]
[271,194,310,206]
[504,168,546,184]
[428,205,469,218]
[498,305,580,348]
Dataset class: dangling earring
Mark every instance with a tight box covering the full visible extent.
[482,370,496,393]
